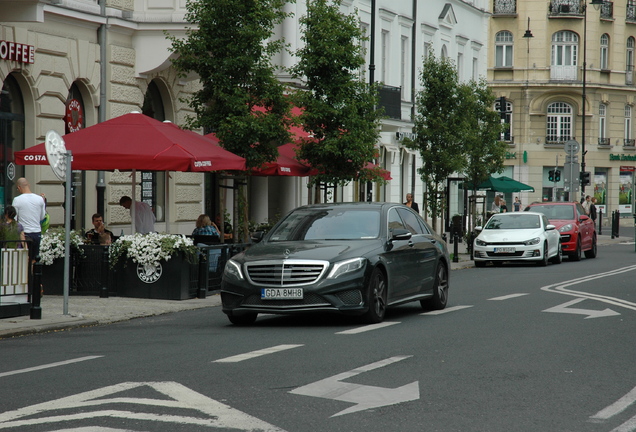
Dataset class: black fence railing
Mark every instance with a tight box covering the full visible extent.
[493,0,516,14]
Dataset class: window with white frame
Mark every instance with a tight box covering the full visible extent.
[625,105,633,145]
[401,36,407,99]
[599,104,607,143]
[381,30,389,83]
[441,44,448,59]
[457,52,463,78]
[495,31,513,67]
[600,34,609,70]
[360,23,369,80]
[546,102,573,143]
[551,31,578,80]
[627,37,635,84]
[473,56,478,80]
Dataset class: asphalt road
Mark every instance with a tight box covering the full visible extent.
[0,242,635,432]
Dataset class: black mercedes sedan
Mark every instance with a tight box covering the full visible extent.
[221,202,450,325]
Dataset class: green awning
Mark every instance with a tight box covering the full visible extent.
[475,176,535,194]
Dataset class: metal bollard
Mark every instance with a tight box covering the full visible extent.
[100,246,109,298]
[30,258,42,320]
[197,251,208,299]
[453,233,459,263]
[615,210,621,238]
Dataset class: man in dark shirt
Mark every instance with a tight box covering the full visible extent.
[85,213,114,245]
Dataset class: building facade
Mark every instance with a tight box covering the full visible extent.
[1,0,490,236]
[489,0,636,217]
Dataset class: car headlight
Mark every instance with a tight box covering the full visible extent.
[327,258,366,279]
[523,237,541,246]
[223,259,244,280]
[559,224,574,233]
[475,239,487,246]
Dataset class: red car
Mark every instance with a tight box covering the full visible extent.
[524,202,597,260]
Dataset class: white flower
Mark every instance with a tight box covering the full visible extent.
[39,229,85,265]
[109,233,197,268]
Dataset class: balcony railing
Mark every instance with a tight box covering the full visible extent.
[549,0,584,16]
[378,85,402,120]
[546,135,572,144]
[624,138,635,147]
[493,0,516,14]
[600,1,614,19]
[628,3,636,23]
[551,65,578,80]
[598,138,611,146]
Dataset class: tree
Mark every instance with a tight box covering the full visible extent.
[406,54,467,229]
[167,0,293,240]
[168,0,292,170]
[290,0,384,194]
[461,79,507,193]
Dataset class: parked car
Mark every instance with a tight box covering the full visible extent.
[473,212,562,267]
[524,201,597,260]
[221,202,450,325]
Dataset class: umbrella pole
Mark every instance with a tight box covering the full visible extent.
[165,171,170,234]
[131,169,136,234]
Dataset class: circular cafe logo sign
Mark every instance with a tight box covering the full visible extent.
[137,262,163,284]
[65,98,83,133]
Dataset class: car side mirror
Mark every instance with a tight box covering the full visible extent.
[391,228,412,241]
[474,226,483,232]
[579,215,590,222]
[546,224,556,231]
[250,231,265,243]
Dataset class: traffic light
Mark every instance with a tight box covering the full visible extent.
[580,171,591,186]
[554,170,561,182]
[548,170,555,182]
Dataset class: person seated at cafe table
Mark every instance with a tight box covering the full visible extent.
[85,213,114,245]
[192,214,220,237]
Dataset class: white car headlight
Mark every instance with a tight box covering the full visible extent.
[475,239,487,246]
[223,259,244,280]
[327,258,366,279]
[523,237,541,246]
[559,224,574,233]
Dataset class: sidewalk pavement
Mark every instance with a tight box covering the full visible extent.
[1,234,632,339]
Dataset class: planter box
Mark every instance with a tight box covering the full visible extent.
[41,258,71,295]
[113,253,198,300]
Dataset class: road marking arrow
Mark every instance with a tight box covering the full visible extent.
[290,356,419,417]
[543,298,620,319]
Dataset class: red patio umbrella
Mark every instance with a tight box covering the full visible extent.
[14,112,246,172]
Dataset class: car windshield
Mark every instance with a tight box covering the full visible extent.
[485,214,541,230]
[268,208,381,241]
[529,205,574,220]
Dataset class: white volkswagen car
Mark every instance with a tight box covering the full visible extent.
[473,212,562,267]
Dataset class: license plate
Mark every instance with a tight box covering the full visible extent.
[494,247,515,253]
[261,288,304,300]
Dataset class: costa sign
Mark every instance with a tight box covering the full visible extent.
[0,41,35,64]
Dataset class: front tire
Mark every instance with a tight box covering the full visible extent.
[421,263,449,311]
[584,236,597,258]
[570,238,582,261]
[362,267,387,324]
[474,260,486,268]
[538,242,548,266]
[550,243,563,264]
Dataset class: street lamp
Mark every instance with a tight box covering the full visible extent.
[581,0,606,198]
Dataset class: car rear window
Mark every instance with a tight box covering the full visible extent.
[529,205,574,220]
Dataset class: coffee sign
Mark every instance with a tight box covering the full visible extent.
[0,41,35,64]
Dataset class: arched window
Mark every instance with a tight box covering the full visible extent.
[546,102,573,143]
[495,31,513,67]
[66,83,87,229]
[0,74,26,211]
[627,37,635,84]
[551,31,578,80]
[600,34,609,70]
[141,80,167,222]
[441,44,448,59]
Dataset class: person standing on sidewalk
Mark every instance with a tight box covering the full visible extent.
[589,197,598,224]
[12,177,46,262]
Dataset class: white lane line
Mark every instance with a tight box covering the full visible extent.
[0,356,103,378]
[610,415,636,432]
[590,385,636,420]
[214,344,303,363]
[422,305,473,315]
[336,322,400,334]
[489,293,529,301]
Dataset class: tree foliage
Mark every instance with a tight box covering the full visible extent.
[290,0,384,187]
[167,0,292,170]
[406,54,505,226]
